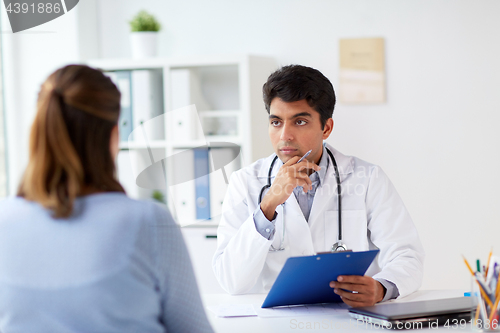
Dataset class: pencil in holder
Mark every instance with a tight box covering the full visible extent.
[470,263,500,331]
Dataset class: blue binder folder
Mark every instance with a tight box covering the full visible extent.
[114,71,133,142]
[194,148,211,220]
[261,250,379,308]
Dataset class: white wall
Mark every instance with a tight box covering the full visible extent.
[1,4,81,195]
[4,0,500,292]
[1,0,102,195]
[95,0,500,291]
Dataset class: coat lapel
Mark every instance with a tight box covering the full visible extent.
[308,144,354,253]
[284,194,315,256]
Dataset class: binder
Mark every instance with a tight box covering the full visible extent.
[117,149,166,200]
[109,71,133,142]
[131,69,164,142]
[208,146,241,218]
[170,69,209,141]
[194,148,211,220]
[261,250,379,308]
[116,150,138,198]
[170,146,241,224]
[168,104,205,143]
[170,148,196,225]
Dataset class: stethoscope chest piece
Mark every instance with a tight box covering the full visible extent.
[332,241,348,252]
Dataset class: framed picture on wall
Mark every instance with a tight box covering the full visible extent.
[339,37,386,104]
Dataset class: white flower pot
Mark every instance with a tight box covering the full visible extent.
[130,32,158,59]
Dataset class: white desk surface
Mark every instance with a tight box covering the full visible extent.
[202,290,472,333]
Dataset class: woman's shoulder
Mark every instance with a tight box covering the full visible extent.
[0,193,174,227]
[0,196,34,207]
[0,196,47,220]
[80,192,174,224]
[81,192,161,210]
[0,193,176,288]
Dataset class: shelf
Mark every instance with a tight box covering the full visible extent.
[180,221,220,228]
[88,58,168,71]
[199,110,241,117]
[167,54,250,68]
[178,216,221,228]
[168,138,242,149]
[119,139,243,150]
[119,140,168,150]
[91,55,277,227]
[205,136,242,145]
[89,54,271,72]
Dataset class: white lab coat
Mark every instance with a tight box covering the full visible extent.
[213,143,424,297]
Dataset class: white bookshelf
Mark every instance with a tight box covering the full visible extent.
[88,55,276,227]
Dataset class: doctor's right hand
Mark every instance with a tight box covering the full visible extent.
[260,155,320,220]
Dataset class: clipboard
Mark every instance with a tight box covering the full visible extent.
[261,250,379,308]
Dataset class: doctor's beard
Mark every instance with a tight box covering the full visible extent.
[276,144,303,164]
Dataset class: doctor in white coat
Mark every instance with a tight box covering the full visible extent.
[213,65,424,307]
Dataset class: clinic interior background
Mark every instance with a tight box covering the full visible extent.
[2,0,499,292]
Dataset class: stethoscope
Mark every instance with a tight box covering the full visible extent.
[258,147,348,252]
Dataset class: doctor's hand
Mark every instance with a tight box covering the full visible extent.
[260,155,320,220]
[329,275,386,307]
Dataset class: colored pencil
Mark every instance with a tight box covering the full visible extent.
[463,256,494,308]
[486,248,493,276]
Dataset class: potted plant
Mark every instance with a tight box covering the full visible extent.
[129,10,161,59]
[151,190,166,204]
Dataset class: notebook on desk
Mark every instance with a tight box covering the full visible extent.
[348,297,475,329]
[261,250,379,308]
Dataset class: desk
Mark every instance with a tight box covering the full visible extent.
[202,290,471,332]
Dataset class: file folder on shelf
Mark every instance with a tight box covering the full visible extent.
[108,71,133,142]
[171,148,196,225]
[209,147,241,218]
[170,69,209,141]
[131,69,164,142]
[194,148,211,220]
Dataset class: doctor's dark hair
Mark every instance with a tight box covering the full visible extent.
[262,65,336,129]
[17,64,125,218]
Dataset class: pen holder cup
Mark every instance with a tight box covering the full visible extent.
[471,278,500,331]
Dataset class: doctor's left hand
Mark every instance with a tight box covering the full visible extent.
[329,275,385,307]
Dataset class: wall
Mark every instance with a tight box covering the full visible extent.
[1,0,102,195]
[0,23,6,197]
[1,3,82,195]
[95,0,500,291]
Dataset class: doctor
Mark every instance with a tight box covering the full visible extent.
[213,65,424,307]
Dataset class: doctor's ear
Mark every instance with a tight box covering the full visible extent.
[109,125,119,161]
[322,118,334,139]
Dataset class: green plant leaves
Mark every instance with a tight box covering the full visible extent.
[129,10,161,32]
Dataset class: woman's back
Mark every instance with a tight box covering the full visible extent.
[0,193,212,333]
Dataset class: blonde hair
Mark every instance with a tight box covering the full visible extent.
[18,65,125,218]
